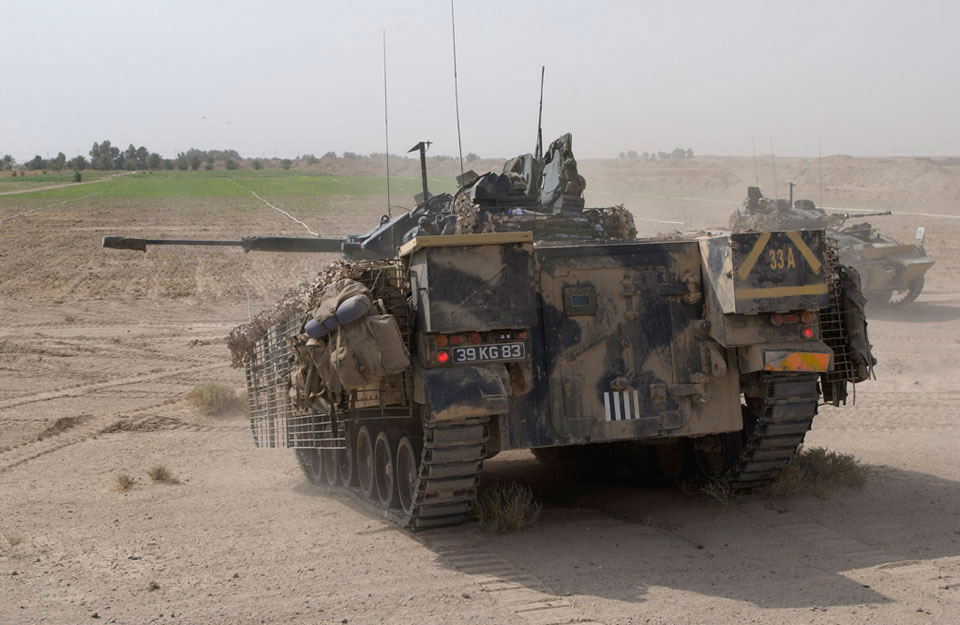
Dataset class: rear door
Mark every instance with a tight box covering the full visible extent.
[537,242,703,442]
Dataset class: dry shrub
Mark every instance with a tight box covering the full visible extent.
[681,477,736,508]
[762,446,868,499]
[474,482,541,533]
[187,382,241,417]
[5,535,23,549]
[114,474,137,491]
[148,465,180,485]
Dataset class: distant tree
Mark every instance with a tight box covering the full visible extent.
[1,154,15,170]
[280,158,292,170]
[189,156,201,171]
[627,150,639,160]
[25,155,45,170]
[657,151,668,160]
[175,152,189,170]
[89,140,119,170]
[162,159,175,170]
[671,147,686,160]
[224,158,238,170]
[204,161,214,171]
[342,151,359,160]
[322,151,337,159]
[685,148,694,159]
[618,152,626,160]
[49,152,67,171]
[67,155,88,170]
[204,155,215,170]
[465,152,479,163]
[147,152,163,170]
[73,170,82,183]
[251,159,263,170]
[302,153,318,165]
[641,152,649,160]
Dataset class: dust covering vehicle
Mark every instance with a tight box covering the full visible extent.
[104,137,875,529]
[730,186,934,305]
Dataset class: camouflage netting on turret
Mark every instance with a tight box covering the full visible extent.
[453,195,637,240]
[226,260,374,367]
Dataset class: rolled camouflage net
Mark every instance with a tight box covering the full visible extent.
[226,260,369,367]
[599,204,637,240]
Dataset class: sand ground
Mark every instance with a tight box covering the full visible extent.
[2,160,959,624]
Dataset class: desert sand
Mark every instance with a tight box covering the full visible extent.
[2,157,959,624]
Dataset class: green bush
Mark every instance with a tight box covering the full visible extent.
[73,170,82,183]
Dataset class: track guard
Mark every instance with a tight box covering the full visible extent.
[419,364,510,423]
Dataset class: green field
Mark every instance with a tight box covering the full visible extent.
[0,170,115,194]
[0,170,458,201]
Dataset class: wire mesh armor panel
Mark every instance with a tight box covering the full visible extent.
[819,238,858,384]
[244,316,343,449]
[243,261,412,448]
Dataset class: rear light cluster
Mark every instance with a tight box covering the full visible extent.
[770,312,818,339]
[434,330,525,348]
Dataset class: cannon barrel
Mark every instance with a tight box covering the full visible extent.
[102,235,346,253]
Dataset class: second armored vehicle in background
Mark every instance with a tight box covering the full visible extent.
[730,186,934,305]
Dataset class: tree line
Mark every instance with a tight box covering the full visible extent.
[618,148,694,161]
[1,144,487,174]
[0,141,245,173]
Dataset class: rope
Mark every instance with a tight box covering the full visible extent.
[228,177,319,236]
[0,188,111,224]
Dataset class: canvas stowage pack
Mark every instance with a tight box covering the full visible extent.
[330,314,410,391]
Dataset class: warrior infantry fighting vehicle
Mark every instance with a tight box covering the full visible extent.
[730,186,934,305]
[104,136,874,529]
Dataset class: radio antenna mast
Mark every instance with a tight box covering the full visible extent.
[751,135,759,187]
[535,66,545,162]
[450,0,465,187]
[769,134,778,198]
[818,137,824,208]
[382,30,391,218]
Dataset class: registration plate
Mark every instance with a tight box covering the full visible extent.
[452,342,525,363]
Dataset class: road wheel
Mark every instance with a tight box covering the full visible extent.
[396,436,421,515]
[323,446,339,486]
[338,427,356,487]
[294,448,324,485]
[693,433,742,478]
[374,431,398,509]
[356,426,375,500]
[888,275,924,305]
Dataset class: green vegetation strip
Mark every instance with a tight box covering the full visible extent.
[0,171,457,201]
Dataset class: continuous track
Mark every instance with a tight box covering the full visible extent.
[726,373,820,489]
[297,415,489,530]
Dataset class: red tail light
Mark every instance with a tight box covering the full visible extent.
[437,350,450,363]
[435,335,448,348]
[801,327,815,339]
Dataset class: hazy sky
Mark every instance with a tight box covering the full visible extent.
[3,0,958,160]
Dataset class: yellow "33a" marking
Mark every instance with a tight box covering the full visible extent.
[767,246,796,270]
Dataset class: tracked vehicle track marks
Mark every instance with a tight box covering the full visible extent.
[0,397,185,473]
[420,528,605,625]
[0,362,228,411]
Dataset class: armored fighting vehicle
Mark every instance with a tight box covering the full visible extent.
[104,136,875,529]
[730,186,934,305]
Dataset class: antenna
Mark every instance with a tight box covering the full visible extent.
[535,66,545,162]
[818,137,824,208]
[450,0,465,187]
[769,135,778,198]
[382,30,391,218]
[751,135,759,187]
